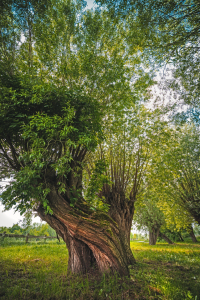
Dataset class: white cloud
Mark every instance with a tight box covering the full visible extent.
[0,205,20,227]
[0,204,42,227]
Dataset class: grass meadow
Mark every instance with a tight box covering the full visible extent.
[0,238,200,299]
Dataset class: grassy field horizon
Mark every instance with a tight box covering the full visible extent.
[0,239,200,299]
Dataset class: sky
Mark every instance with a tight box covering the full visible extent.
[0,204,42,227]
[86,0,96,9]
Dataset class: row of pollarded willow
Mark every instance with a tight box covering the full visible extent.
[133,124,200,245]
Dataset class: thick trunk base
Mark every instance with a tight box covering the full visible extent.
[37,194,134,276]
[67,238,96,274]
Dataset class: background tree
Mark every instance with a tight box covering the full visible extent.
[0,222,57,236]
[153,125,200,226]
[193,223,200,237]
[131,115,200,245]
[133,198,166,245]
[96,0,200,119]
[96,0,200,46]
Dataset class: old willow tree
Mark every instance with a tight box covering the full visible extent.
[0,0,151,275]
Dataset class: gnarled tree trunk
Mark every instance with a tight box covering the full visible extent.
[37,186,134,276]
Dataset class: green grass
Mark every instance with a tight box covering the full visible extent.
[0,238,200,299]
[130,241,200,299]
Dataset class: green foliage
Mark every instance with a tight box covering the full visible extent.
[0,79,102,213]
[158,228,188,243]
[131,118,200,234]
[20,210,33,229]
[98,0,200,44]
[85,160,111,211]
[193,224,200,236]
[0,222,56,237]
[27,223,56,237]
[1,0,148,217]
[152,124,200,226]
[0,223,24,235]
[97,0,200,113]
[133,199,165,233]
[84,105,163,207]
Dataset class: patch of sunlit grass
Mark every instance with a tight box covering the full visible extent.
[130,241,200,299]
[0,239,200,299]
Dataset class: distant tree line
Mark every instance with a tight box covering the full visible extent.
[0,222,57,237]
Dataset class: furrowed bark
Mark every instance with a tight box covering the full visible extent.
[36,154,137,276]
[37,206,95,274]
[37,187,131,276]
[103,188,136,266]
